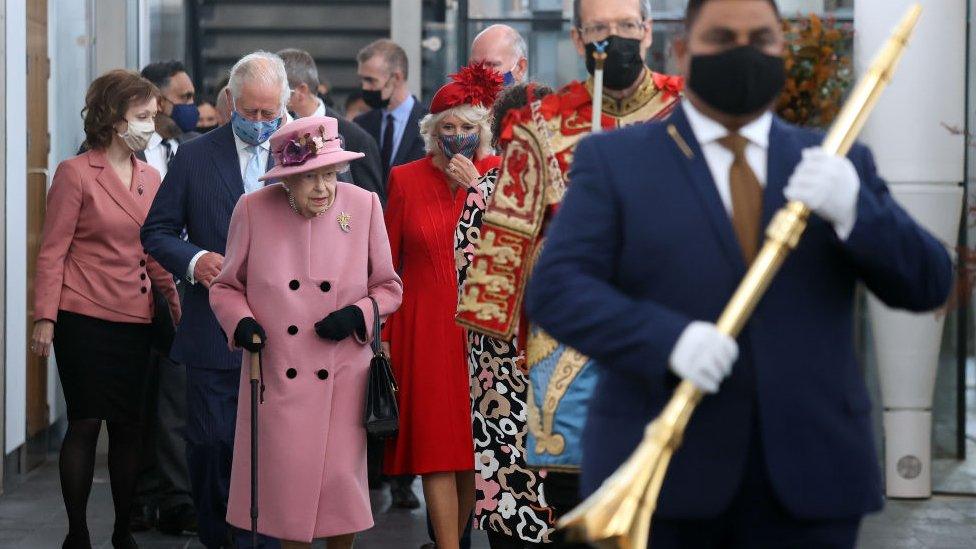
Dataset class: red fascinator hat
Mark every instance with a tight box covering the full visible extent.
[429,61,505,115]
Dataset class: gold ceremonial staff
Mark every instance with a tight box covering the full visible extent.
[557,5,924,548]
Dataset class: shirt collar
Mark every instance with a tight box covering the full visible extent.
[312,97,327,118]
[147,132,164,150]
[682,100,772,150]
[385,94,415,122]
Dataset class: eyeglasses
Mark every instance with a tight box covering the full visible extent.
[578,19,647,42]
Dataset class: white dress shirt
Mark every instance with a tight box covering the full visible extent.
[144,132,179,180]
[681,100,771,217]
[681,101,854,239]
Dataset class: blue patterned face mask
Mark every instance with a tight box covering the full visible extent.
[439,133,480,159]
[230,103,282,145]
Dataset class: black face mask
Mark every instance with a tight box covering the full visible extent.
[196,124,218,134]
[584,36,646,91]
[688,46,786,116]
[362,77,393,110]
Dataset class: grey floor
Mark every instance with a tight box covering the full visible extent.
[1,455,976,548]
[0,457,489,548]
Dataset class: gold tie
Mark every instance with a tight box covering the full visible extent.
[718,134,763,263]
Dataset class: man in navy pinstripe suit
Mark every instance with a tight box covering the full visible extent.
[142,51,289,549]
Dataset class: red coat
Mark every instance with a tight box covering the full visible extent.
[383,154,501,475]
[34,150,180,324]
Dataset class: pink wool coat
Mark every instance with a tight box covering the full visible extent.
[209,182,402,542]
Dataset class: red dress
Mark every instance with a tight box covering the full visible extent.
[383,154,501,475]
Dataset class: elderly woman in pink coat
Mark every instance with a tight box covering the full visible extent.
[209,115,402,548]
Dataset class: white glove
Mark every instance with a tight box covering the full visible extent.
[784,147,860,239]
[668,321,739,394]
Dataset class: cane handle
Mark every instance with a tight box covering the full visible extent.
[250,335,262,381]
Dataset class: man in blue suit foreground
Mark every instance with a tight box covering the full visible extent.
[526,1,953,547]
[142,51,287,549]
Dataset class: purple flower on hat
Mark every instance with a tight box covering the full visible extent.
[280,136,316,167]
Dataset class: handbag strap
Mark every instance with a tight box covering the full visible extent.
[369,296,382,356]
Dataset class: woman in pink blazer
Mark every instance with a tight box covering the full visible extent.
[30,69,180,549]
[209,116,402,548]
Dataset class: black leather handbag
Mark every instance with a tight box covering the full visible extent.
[363,297,399,438]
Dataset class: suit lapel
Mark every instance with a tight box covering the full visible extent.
[763,117,802,227]
[89,150,147,224]
[666,105,746,272]
[393,99,423,166]
[211,124,245,201]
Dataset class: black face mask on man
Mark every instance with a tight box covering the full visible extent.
[362,76,393,110]
[688,45,786,116]
[584,36,646,91]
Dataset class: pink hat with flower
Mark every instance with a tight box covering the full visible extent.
[259,116,364,182]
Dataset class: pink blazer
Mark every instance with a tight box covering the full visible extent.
[33,150,180,325]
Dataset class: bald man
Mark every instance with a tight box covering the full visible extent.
[470,24,528,85]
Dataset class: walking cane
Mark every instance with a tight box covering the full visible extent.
[250,334,263,547]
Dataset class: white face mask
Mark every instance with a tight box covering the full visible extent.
[118,119,155,152]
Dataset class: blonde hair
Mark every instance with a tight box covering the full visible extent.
[419,104,493,157]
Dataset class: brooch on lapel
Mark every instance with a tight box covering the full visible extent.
[337,212,352,233]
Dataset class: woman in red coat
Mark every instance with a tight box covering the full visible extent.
[382,63,502,549]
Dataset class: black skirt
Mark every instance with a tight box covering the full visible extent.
[53,310,153,424]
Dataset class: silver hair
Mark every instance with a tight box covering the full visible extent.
[572,0,651,28]
[474,24,528,61]
[228,51,290,111]
[277,48,320,92]
[419,105,493,157]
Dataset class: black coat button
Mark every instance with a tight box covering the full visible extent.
[317,369,329,380]
[139,260,146,267]
[320,281,331,292]
[287,325,298,335]
[286,368,297,379]
[140,287,147,294]
[289,280,300,290]
[140,273,147,280]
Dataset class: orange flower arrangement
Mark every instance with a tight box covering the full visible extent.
[776,14,854,128]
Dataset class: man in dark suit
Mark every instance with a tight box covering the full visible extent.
[526,1,953,547]
[354,39,427,185]
[130,60,200,536]
[352,37,427,511]
[142,51,287,549]
[277,48,385,203]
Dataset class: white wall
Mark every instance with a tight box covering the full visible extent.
[5,0,27,455]
[855,0,966,185]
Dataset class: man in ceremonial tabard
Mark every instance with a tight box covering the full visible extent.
[457,0,683,531]
[527,0,952,547]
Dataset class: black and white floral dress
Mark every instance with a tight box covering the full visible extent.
[455,168,554,543]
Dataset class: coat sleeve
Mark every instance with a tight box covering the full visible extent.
[33,160,84,323]
[209,195,254,350]
[352,193,404,345]
[525,136,692,384]
[141,148,206,279]
[840,144,953,311]
[380,168,406,342]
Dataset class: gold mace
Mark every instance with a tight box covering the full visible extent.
[557,5,923,548]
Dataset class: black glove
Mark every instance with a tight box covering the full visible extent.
[234,317,267,352]
[315,305,366,341]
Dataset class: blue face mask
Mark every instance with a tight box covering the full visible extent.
[439,134,480,159]
[502,71,516,87]
[231,109,282,145]
[170,103,200,133]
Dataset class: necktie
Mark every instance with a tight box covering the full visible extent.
[162,139,174,165]
[718,134,763,263]
[381,113,395,177]
[243,145,263,194]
